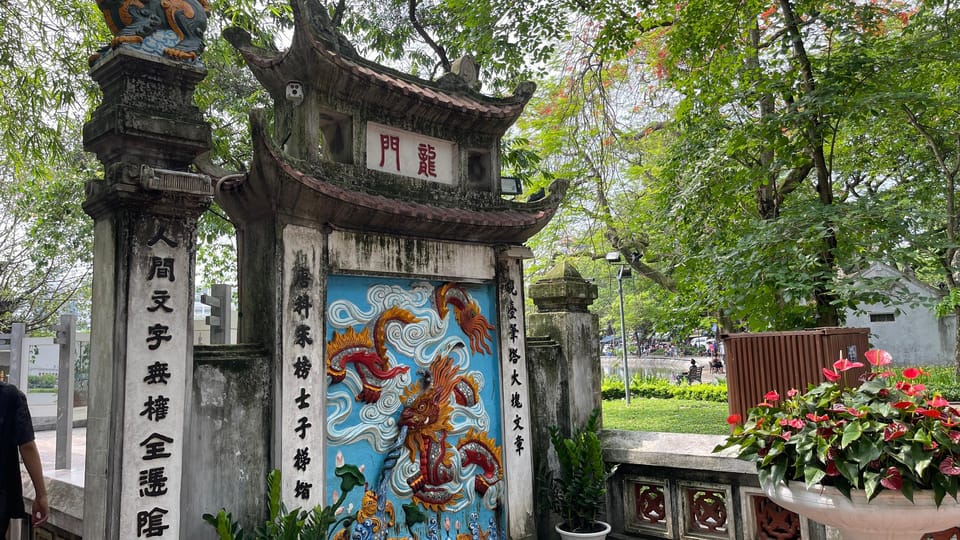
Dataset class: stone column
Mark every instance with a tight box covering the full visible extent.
[526,261,600,539]
[82,48,212,540]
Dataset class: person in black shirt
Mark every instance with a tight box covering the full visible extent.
[1,382,48,537]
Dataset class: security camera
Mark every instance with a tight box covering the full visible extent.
[285,81,304,106]
[605,251,622,263]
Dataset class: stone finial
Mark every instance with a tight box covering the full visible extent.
[528,260,598,313]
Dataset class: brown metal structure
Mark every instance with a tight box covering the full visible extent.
[722,328,871,423]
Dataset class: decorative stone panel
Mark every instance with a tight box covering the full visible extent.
[624,476,672,538]
[678,481,734,540]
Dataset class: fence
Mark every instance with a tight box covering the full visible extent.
[722,328,870,422]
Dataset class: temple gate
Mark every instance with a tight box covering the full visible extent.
[211,1,565,535]
[80,0,564,536]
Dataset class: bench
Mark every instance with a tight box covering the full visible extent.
[675,365,703,385]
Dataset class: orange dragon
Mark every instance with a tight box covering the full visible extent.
[327,306,419,403]
[434,283,496,355]
[398,351,502,512]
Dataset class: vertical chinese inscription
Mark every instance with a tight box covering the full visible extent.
[120,222,188,538]
[281,226,324,509]
[499,261,527,456]
[497,255,537,540]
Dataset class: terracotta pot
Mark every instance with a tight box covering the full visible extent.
[762,480,960,540]
[555,520,611,540]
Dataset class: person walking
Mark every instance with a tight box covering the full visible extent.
[1,381,48,537]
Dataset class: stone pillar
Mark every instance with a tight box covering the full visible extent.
[526,261,600,539]
[82,48,212,540]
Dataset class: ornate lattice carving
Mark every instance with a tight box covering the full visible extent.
[634,483,666,524]
[753,496,801,540]
[686,488,728,535]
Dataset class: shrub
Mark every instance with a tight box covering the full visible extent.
[600,376,728,402]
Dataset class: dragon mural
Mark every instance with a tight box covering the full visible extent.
[327,305,419,403]
[434,283,496,355]
[398,352,502,512]
[325,278,505,540]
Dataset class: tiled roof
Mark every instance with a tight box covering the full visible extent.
[216,117,565,245]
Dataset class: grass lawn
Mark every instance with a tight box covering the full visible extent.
[602,397,730,435]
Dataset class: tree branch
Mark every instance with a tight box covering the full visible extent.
[408,0,450,72]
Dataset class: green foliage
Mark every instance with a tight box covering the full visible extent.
[203,465,365,539]
[600,376,727,402]
[547,408,617,533]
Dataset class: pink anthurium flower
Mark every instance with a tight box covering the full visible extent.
[928,396,950,408]
[787,388,798,398]
[865,349,893,366]
[940,457,960,476]
[880,467,903,490]
[833,358,864,372]
[822,367,841,382]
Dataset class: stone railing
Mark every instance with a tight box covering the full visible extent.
[601,430,960,540]
[600,430,820,540]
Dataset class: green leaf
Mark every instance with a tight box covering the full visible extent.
[841,421,863,448]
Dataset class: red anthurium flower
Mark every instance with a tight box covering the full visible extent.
[940,457,960,476]
[822,367,841,382]
[883,423,908,441]
[896,381,911,392]
[942,418,958,428]
[787,388,798,398]
[925,441,939,451]
[928,396,950,408]
[757,402,773,408]
[950,431,960,444]
[845,407,866,418]
[865,349,893,366]
[806,413,828,422]
[833,358,865,372]
[825,460,840,477]
[918,408,943,419]
[893,401,914,410]
[903,367,922,380]
[726,414,742,425]
[878,388,890,398]
[880,467,903,490]
[765,390,780,402]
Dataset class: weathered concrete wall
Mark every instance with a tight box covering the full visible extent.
[183,344,271,537]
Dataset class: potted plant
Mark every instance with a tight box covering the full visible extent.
[548,408,618,540]
[715,349,960,539]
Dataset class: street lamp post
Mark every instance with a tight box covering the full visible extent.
[606,252,632,405]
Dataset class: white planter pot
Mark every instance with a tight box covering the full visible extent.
[555,520,611,540]
[762,480,960,540]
